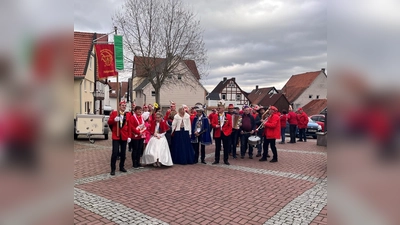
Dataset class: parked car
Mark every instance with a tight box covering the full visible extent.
[310,114,325,131]
[285,118,322,139]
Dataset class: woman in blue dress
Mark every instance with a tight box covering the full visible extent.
[171,106,195,164]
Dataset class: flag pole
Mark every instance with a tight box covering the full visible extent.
[115,26,120,137]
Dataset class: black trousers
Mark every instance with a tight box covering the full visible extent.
[215,133,231,163]
[192,142,205,163]
[111,139,127,171]
[131,138,144,167]
[289,124,297,143]
[298,128,307,141]
[263,138,277,160]
[230,129,240,157]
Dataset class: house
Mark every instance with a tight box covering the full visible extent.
[247,86,290,112]
[206,77,250,108]
[108,81,129,111]
[131,56,208,111]
[281,68,327,110]
[74,31,108,116]
[301,99,327,116]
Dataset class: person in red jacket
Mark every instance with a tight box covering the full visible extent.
[279,110,288,144]
[287,106,298,143]
[297,108,308,142]
[164,101,176,121]
[211,101,232,165]
[108,101,131,175]
[258,106,280,162]
[129,105,147,168]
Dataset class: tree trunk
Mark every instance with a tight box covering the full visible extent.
[155,86,161,105]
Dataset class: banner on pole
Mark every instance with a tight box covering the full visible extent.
[114,35,124,70]
[95,44,118,79]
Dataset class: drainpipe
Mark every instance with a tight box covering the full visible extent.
[143,92,146,105]
[79,79,84,114]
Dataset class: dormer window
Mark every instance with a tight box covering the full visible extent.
[309,95,313,99]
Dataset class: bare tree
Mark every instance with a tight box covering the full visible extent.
[113,0,207,104]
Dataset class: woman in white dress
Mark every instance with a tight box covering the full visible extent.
[141,112,173,167]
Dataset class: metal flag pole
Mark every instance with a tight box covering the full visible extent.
[114,26,120,137]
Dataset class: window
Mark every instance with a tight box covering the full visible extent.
[84,80,86,91]
[89,57,92,70]
[222,94,226,100]
[178,75,182,80]
[309,95,313,99]
[316,95,320,99]
[151,91,156,96]
[236,94,241,101]
[112,90,116,94]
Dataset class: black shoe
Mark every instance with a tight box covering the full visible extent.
[224,161,230,165]
[240,156,244,159]
[259,158,267,162]
[201,161,206,164]
[267,154,271,158]
[110,171,115,176]
[270,159,278,163]
[297,140,303,142]
[256,154,261,157]
[120,168,127,172]
[249,156,253,159]
[212,161,219,165]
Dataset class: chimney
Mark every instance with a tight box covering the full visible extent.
[256,85,259,90]
[321,68,326,73]
[223,77,227,82]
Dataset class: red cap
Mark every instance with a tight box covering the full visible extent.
[228,104,234,109]
[119,100,126,105]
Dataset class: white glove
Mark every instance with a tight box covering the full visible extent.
[114,117,120,122]
[127,138,131,143]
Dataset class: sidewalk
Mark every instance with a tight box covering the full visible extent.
[74,136,327,225]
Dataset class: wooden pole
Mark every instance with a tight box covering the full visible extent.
[115,26,120,137]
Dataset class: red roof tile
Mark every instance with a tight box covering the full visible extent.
[74,31,108,78]
[133,56,200,79]
[281,70,323,103]
[247,87,276,105]
[108,81,129,98]
[302,99,327,116]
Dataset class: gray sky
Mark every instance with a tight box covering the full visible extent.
[74,0,327,92]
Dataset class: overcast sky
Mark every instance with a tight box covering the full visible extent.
[74,0,327,92]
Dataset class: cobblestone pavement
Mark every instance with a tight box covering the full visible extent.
[74,135,327,225]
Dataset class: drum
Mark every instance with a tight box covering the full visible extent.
[248,135,261,147]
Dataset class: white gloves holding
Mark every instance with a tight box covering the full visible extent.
[114,117,120,122]
[127,138,131,143]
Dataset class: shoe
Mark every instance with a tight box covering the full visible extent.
[120,168,127,172]
[270,159,278,163]
[297,140,303,142]
[240,156,244,159]
[256,154,261,157]
[267,154,271,158]
[224,161,230,165]
[212,161,219,165]
[304,140,307,142]
[249,156,253,159]
[259,158,267,162]
[201,161,206,164]
[110,171,115,176]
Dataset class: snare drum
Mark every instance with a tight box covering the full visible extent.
[248,135,261,147]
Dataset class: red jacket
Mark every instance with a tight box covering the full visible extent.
[287,111,298,125]
[263,112,281,139]
[129,113,146,140]
[280,114,287,128]
[190,113,196,124]
[297,112,308,129]
[108,111,131,141]
[208,112,217,122]
[211,112,232,138]
[149,120,170,135]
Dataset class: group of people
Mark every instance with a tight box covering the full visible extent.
[107,99,307,176]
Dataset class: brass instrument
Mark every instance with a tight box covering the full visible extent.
[232,114,242,129]
[257,107,271,130]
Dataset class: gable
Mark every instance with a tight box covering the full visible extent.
[282,70,322,103]
[247,87,277,105]
[74,31,108,78]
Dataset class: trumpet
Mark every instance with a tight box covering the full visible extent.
[256,107,271,130]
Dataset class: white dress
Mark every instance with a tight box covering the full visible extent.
[141,123,173,166]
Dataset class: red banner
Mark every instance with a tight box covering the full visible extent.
[95,44,118,79]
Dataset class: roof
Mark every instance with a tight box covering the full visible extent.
[247,87,277,105]
[74,31,108,78]
[133,56,200,79]
[206,92,220,100]
[109,81,129,98]
[133,78,150,91]
[302,99,327,116]
[259,93,289,107]
[281,69,325,103]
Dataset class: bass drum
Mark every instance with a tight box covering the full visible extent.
[248,135,261,147]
